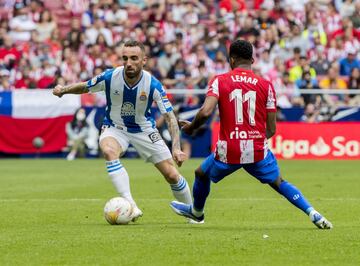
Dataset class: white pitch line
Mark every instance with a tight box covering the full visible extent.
[0,198,360,202]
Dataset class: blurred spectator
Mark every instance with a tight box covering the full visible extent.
[157,42,181,78]
[219,0,247,15]
[144,57,162,80]
[348,67,360,106]
[65,107,89,160]
[320,66,347,90]
[257,49,273,76]
[301,103,321,123]
[163,59,190,104]
[289,55,316,82]
[119,0,146,10]
[276,106,287,121]
[274,71,303,108]
[0,68,11,91]
[0,34,21,65]
[8,2,36,42]
[348,67,360,91]
[237,17,259,39]
[28,0,44,22]
[302,14,327,48]
[144,26,162,57]
[65,0,89,16]
[350,1,360,28]
[36,10,56,42]
[85,15,113,46]
[327,38,343,63]
[37,60,56,88]
[296,71,320,105]
[81,2,97,28]
[339,47,360,76]
[284,24,310,55]
[66,19,83,51]
[14,67,36,89]
[310,46,330,75]
[339,0,355,18]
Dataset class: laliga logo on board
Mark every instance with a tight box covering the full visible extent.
[269,135,360,158]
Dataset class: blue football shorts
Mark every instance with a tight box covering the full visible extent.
[200,150,280,184]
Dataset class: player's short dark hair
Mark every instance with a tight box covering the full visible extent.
[123,40,145,53]
[229,40,253,61]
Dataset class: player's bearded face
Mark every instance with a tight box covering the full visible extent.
[122,47,146,79]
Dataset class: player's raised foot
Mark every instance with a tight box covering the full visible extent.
[130,206,143,222]
[309,210,333,229]
[170,201,204,223]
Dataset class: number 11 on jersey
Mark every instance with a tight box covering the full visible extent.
[229,89,256,126]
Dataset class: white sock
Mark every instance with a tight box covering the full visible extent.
[170,176,192,204]
[106,159,135,206]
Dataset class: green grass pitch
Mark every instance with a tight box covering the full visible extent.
[0,159,360,265]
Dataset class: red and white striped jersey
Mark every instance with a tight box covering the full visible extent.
[207,67,277,164]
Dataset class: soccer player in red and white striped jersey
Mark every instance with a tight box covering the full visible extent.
[170,40,332,229]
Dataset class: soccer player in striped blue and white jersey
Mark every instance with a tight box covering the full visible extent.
[53,40,192,222]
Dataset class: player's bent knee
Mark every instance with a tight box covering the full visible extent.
[101,145,120,160]
[195,167,203,178]
[270,176,284,189]
[195,168,210,182]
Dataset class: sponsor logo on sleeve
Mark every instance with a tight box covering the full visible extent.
[90,77,97,86]
[266,85,276,109]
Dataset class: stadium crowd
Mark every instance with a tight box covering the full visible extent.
[0,0,360,122]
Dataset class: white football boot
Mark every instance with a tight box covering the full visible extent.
[130,205,143,222]
[188,218,205,224]
[309,210,333,229]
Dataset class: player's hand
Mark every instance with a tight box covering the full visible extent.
[53,85,64,98]
[172,149,187,167]
[178,120,193,135]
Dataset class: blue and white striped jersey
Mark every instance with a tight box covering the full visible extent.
[86,66,173,133]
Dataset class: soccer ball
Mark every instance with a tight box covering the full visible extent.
[104,197,133,225]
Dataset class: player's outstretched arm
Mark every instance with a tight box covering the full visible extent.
[182,96,218,135]
[163,111,187,167]
[52,82,89,98]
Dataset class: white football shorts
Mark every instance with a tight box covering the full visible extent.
[99,126,172,164]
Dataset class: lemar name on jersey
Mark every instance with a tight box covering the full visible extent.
[230,75,258,85]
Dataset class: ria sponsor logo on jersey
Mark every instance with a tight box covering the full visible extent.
[230,127,248,139]
[121,102,136,116]
[231,75,258,85]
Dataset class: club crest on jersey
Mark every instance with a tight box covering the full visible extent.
[121,102,136,116]
[139,91,147,101]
